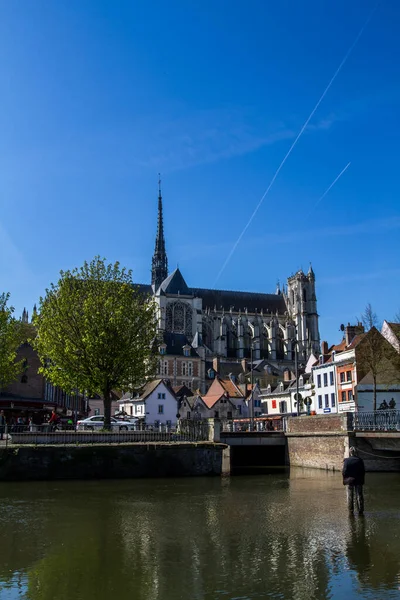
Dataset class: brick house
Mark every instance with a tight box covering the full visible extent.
[0,342,86,420]
[157,332,205,393]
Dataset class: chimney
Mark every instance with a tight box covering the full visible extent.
[345,322,365,346]
[213,357,220,373]
[321,341,328,355]
[283,369,291,382]
[241,358,247,372]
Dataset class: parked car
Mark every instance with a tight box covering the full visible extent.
[76,416,139,431]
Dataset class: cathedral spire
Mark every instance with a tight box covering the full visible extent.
[151,174,168,291]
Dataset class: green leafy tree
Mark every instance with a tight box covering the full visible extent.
[34,257,158,428]
[0,293,24,389]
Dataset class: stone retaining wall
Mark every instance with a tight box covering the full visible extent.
[0,443,230,481]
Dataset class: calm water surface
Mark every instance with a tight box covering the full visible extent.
[0,469,400,600]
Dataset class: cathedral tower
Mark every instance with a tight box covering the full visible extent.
[286,265,320,359]
[151,175,168,291]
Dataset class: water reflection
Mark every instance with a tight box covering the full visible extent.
[0,472,399,599]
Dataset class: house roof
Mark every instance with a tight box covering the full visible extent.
[346,333,366,349]
[161,332,197,357]
[201,393,236,409]
[119,379,175,403]
[173,385,192,398]
[329,339,347,353]
[218,377,244,398]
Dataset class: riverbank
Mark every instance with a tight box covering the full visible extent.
[0,442,231,481]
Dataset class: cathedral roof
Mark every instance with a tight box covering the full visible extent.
[134,279,288,314]
[159,268,191,296]
[191,288,287,314]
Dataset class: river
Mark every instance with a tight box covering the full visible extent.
[0,469,399,600]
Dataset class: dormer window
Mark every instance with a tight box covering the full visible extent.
[183,346,190,357]
[159,345,166,355]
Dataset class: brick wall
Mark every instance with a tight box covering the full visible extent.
[287,414,349,433]
[287,435,346,471]
[3,343,44,399]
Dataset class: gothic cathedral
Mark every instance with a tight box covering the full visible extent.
[137,182,321,392]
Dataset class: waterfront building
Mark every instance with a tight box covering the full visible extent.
[0,337,86,420]
[311,341,339,415]
[260,371,313,415]
[138,181,321,393]
[118,379,178,425]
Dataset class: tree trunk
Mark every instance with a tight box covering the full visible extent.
[103,388,112,431]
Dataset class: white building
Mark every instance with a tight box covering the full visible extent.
[118,379,178,426]
[312,352,338,415]
[260,373,314,415]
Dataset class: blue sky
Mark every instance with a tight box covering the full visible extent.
[1,0,399,344]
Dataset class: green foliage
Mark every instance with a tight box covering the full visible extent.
[34,257,158,427]
[0,293,24,389]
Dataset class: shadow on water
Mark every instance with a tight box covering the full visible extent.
[0,470,399,600]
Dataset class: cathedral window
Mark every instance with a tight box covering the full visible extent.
[202,319,214,351]
[303,289,307,303]
[166,301,193,338]
[276,328,285,360]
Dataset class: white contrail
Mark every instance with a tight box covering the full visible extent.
[305,162,351,220]
[213,4,379,287]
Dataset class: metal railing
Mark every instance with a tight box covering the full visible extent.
[221,418,284,433]
[353,410,400,432]
[0,420,210,446]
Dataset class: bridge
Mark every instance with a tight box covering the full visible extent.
[218,412,400,472]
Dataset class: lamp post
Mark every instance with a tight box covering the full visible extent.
[250,344,254,431]
[294,340,300,416]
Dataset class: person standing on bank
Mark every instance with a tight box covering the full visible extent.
[343,447,365,515]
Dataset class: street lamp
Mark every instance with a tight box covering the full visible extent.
[249,343,257,430]
[294,339,300,416]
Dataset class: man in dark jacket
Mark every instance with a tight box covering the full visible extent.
[343,447,365,515]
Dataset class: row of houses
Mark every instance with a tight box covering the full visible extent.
[260,321,400,416]
[118,373,262,425]
[2,313,399,425]
[119,318,400,424]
